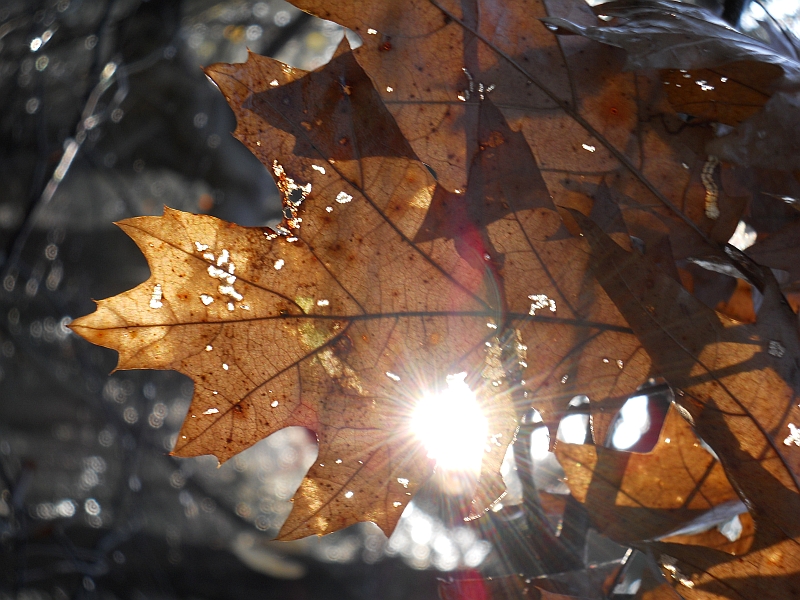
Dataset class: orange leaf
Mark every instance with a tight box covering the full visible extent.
[557,405,740,543]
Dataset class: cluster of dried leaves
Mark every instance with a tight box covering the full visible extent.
[70,0,800,597]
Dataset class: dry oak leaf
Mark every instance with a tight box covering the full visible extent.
[288,3,765,433]
[203,41,649,460]
[318,5,664,439]
[204,45,524,523]
[69,203,511,540]
[573,211,800,597]
[574,211,800,533]
[556,404,740,544]
[69,44,528,539]
[659,61,782,128]
[292,0,749,261]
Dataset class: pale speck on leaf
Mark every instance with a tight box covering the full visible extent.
[784,424,800,447]
[149,284,163,309]
[528,294,556,316]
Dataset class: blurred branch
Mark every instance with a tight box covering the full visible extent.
[0,48,162,285]
[263,11,313,58]
[723,0,748,25]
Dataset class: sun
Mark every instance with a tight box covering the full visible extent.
[410,372,488,473]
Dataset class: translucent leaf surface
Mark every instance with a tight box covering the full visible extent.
[557,405,740,543]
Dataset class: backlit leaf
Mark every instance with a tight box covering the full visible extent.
[71,47,521,539]
[557,405,740,543]
[573,210,800,595]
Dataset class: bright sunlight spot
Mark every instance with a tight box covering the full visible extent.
[611,395,650,450]
[411,373,488,473]
[557,414,589,444]
[530,426,551,461]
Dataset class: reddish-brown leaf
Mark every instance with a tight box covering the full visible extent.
[70,47,520,539]
[573,210,800,594]
[292,0,756,262]
[557,405,740,543]
[660,61,782,127]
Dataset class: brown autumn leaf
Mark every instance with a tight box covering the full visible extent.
[69,36,651,540]
[206,42,657,520]
[572,210,800,596]
[292,0,757,263]
[285,0,799,442]
[556,405,740,544]
[70,46,521,539]
[63,5,800,592]
[660,61,782,127]
[285,0,672,437]
[573,211,800,529]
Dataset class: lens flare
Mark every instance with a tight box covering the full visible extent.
[411,373,488,473]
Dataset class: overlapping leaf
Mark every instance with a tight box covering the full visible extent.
[293,0,771,262]
[289,0,799,442]
[71,47,520,539]
[573,212,800,596]
[291,0,682,436]
[542,1,800,80]
[556,405,740,543]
